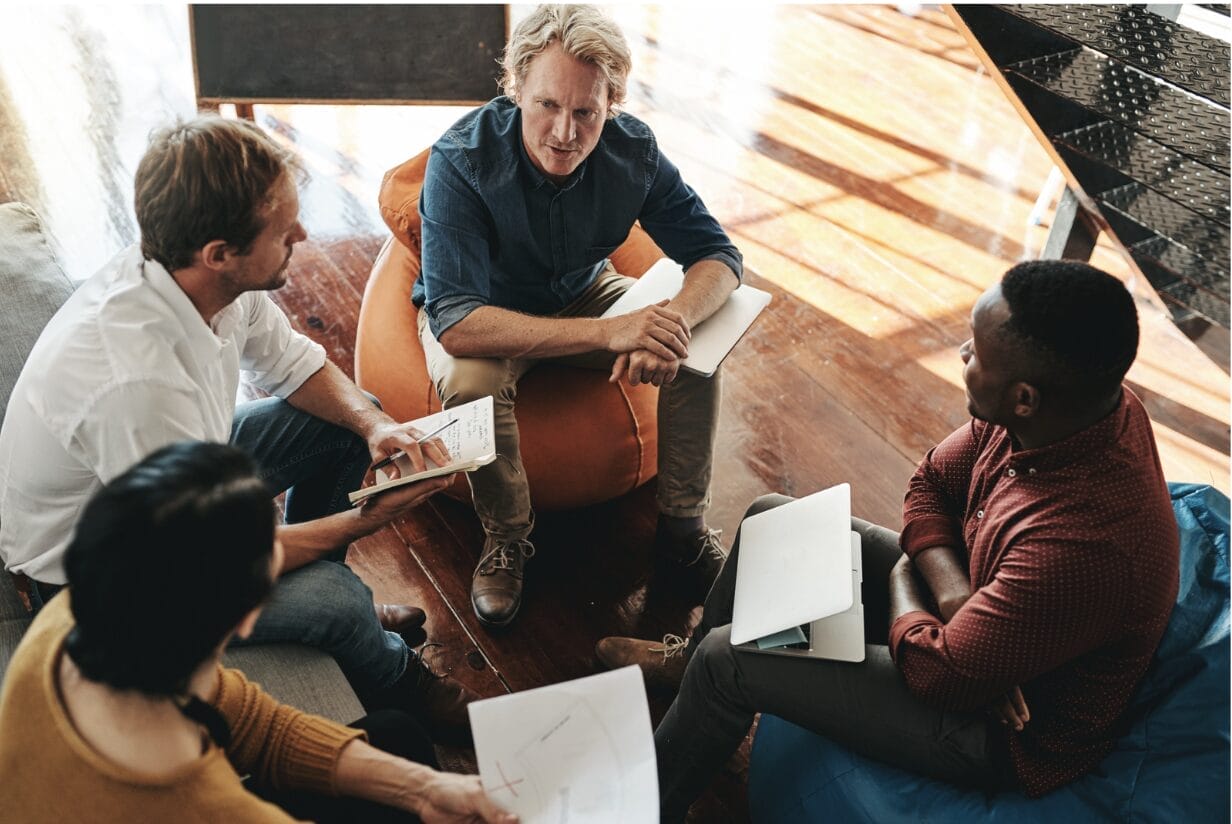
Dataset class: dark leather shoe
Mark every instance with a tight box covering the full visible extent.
[471,537,535,628]
[595,634,689,692]
[377,603,428,648]
[656,525,728,588]
[404,651,479,745]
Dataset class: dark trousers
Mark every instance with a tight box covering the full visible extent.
[254,710,438,823]
[654,494,1001,823]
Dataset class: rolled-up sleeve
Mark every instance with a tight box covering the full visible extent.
[638,146,743,281]
[890,539,1129,710]
[900,419,988,559]
[238,293,326,398]
[214,666,365,794]
[419,148,497,338]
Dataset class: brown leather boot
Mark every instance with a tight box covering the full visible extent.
[471,537,535,628]
[595,633,690,692]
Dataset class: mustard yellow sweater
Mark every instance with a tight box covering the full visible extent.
[0,594,365,822]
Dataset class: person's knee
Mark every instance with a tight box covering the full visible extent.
[277,562,376,643]
[353,709,439,768]
[690,626,740,687]
[437,359,514,406]
[743,493,794,522]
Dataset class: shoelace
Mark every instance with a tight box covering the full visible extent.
[699,528,726,561]
[649,633,688,660]
[414,641,446,683]
[479,539,535,574]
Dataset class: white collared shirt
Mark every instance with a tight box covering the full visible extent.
[0,246,326,584]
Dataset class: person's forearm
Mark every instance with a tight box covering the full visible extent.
[912,545,972,622]
[670,259,738,327]
[334,739,437,813]
[438,305,607,359]
[889,556,933,623]
[285,361,391,439]
[276,510,373,572]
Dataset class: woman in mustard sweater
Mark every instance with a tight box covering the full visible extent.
[0,441,516,823]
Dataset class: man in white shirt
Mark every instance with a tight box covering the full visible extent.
[0,116,473,728]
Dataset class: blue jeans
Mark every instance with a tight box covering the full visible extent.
[226,397,411,700]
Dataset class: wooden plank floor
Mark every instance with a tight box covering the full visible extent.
[2,5,1228,821]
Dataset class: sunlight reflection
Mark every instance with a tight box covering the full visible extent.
[0,5,193,278]
[261,104,472,240]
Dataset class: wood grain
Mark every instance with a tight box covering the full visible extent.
[1,6,1226,821]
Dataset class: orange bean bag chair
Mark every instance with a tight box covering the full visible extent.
[355,148,663,510]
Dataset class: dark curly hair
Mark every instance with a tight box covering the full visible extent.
[64,442,276,696]
[997,259,1139,403]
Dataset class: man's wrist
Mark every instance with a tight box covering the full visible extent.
[352,406,395,441]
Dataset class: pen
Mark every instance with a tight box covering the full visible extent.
[371,418,459,471]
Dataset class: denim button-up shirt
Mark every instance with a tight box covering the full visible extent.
[415,97,743,339]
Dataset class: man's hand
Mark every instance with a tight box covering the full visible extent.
[604,299,691,362]
[990,686,1030,731]
[610,349,681,386]
[409,773,519,824]
[357,476,453,526]
[366,420,452,478]
[335,738,516,824]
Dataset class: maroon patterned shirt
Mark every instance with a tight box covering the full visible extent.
[889,388,1178,797]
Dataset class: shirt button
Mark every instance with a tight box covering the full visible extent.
[977,510,985,519]
[1007,468,1017,477]
[1028,468,1037,475]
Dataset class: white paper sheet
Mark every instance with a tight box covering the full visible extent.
[390,394,495,473]
[348,396,496,505]
[469,666,658,823]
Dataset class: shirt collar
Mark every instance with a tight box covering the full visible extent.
[515,114,590,192]
[140,254,229,354]
[1004,389,1133,475]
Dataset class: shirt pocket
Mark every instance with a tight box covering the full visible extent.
[586,236,628,262]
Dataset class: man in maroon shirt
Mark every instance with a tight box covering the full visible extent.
[597,260,1180,822]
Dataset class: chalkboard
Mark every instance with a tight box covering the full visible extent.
[191,4,507,105]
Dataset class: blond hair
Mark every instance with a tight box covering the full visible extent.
[500,5,631,117]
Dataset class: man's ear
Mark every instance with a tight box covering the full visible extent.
[198,239,232,271]
[1012,381,1041,418]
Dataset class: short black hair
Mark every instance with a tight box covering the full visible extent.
[997,260,1138,402]
[64,442,276,696]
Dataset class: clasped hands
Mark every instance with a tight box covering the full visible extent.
[895,555,1031,732]
[607,299,690,387]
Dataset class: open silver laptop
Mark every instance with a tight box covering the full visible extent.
[730,484,866,663]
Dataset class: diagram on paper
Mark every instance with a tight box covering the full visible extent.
[485,699,625,823]
[469,666,658,824]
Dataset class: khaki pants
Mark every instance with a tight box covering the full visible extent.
[418,266,721,542]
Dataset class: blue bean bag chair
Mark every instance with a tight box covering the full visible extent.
[748,482,1230,822]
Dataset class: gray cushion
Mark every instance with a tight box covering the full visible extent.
[0,203,71,683]
[0,202,76,422]
[0,569,30,623]
[223,644,365,724]
[0,569,33,682]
